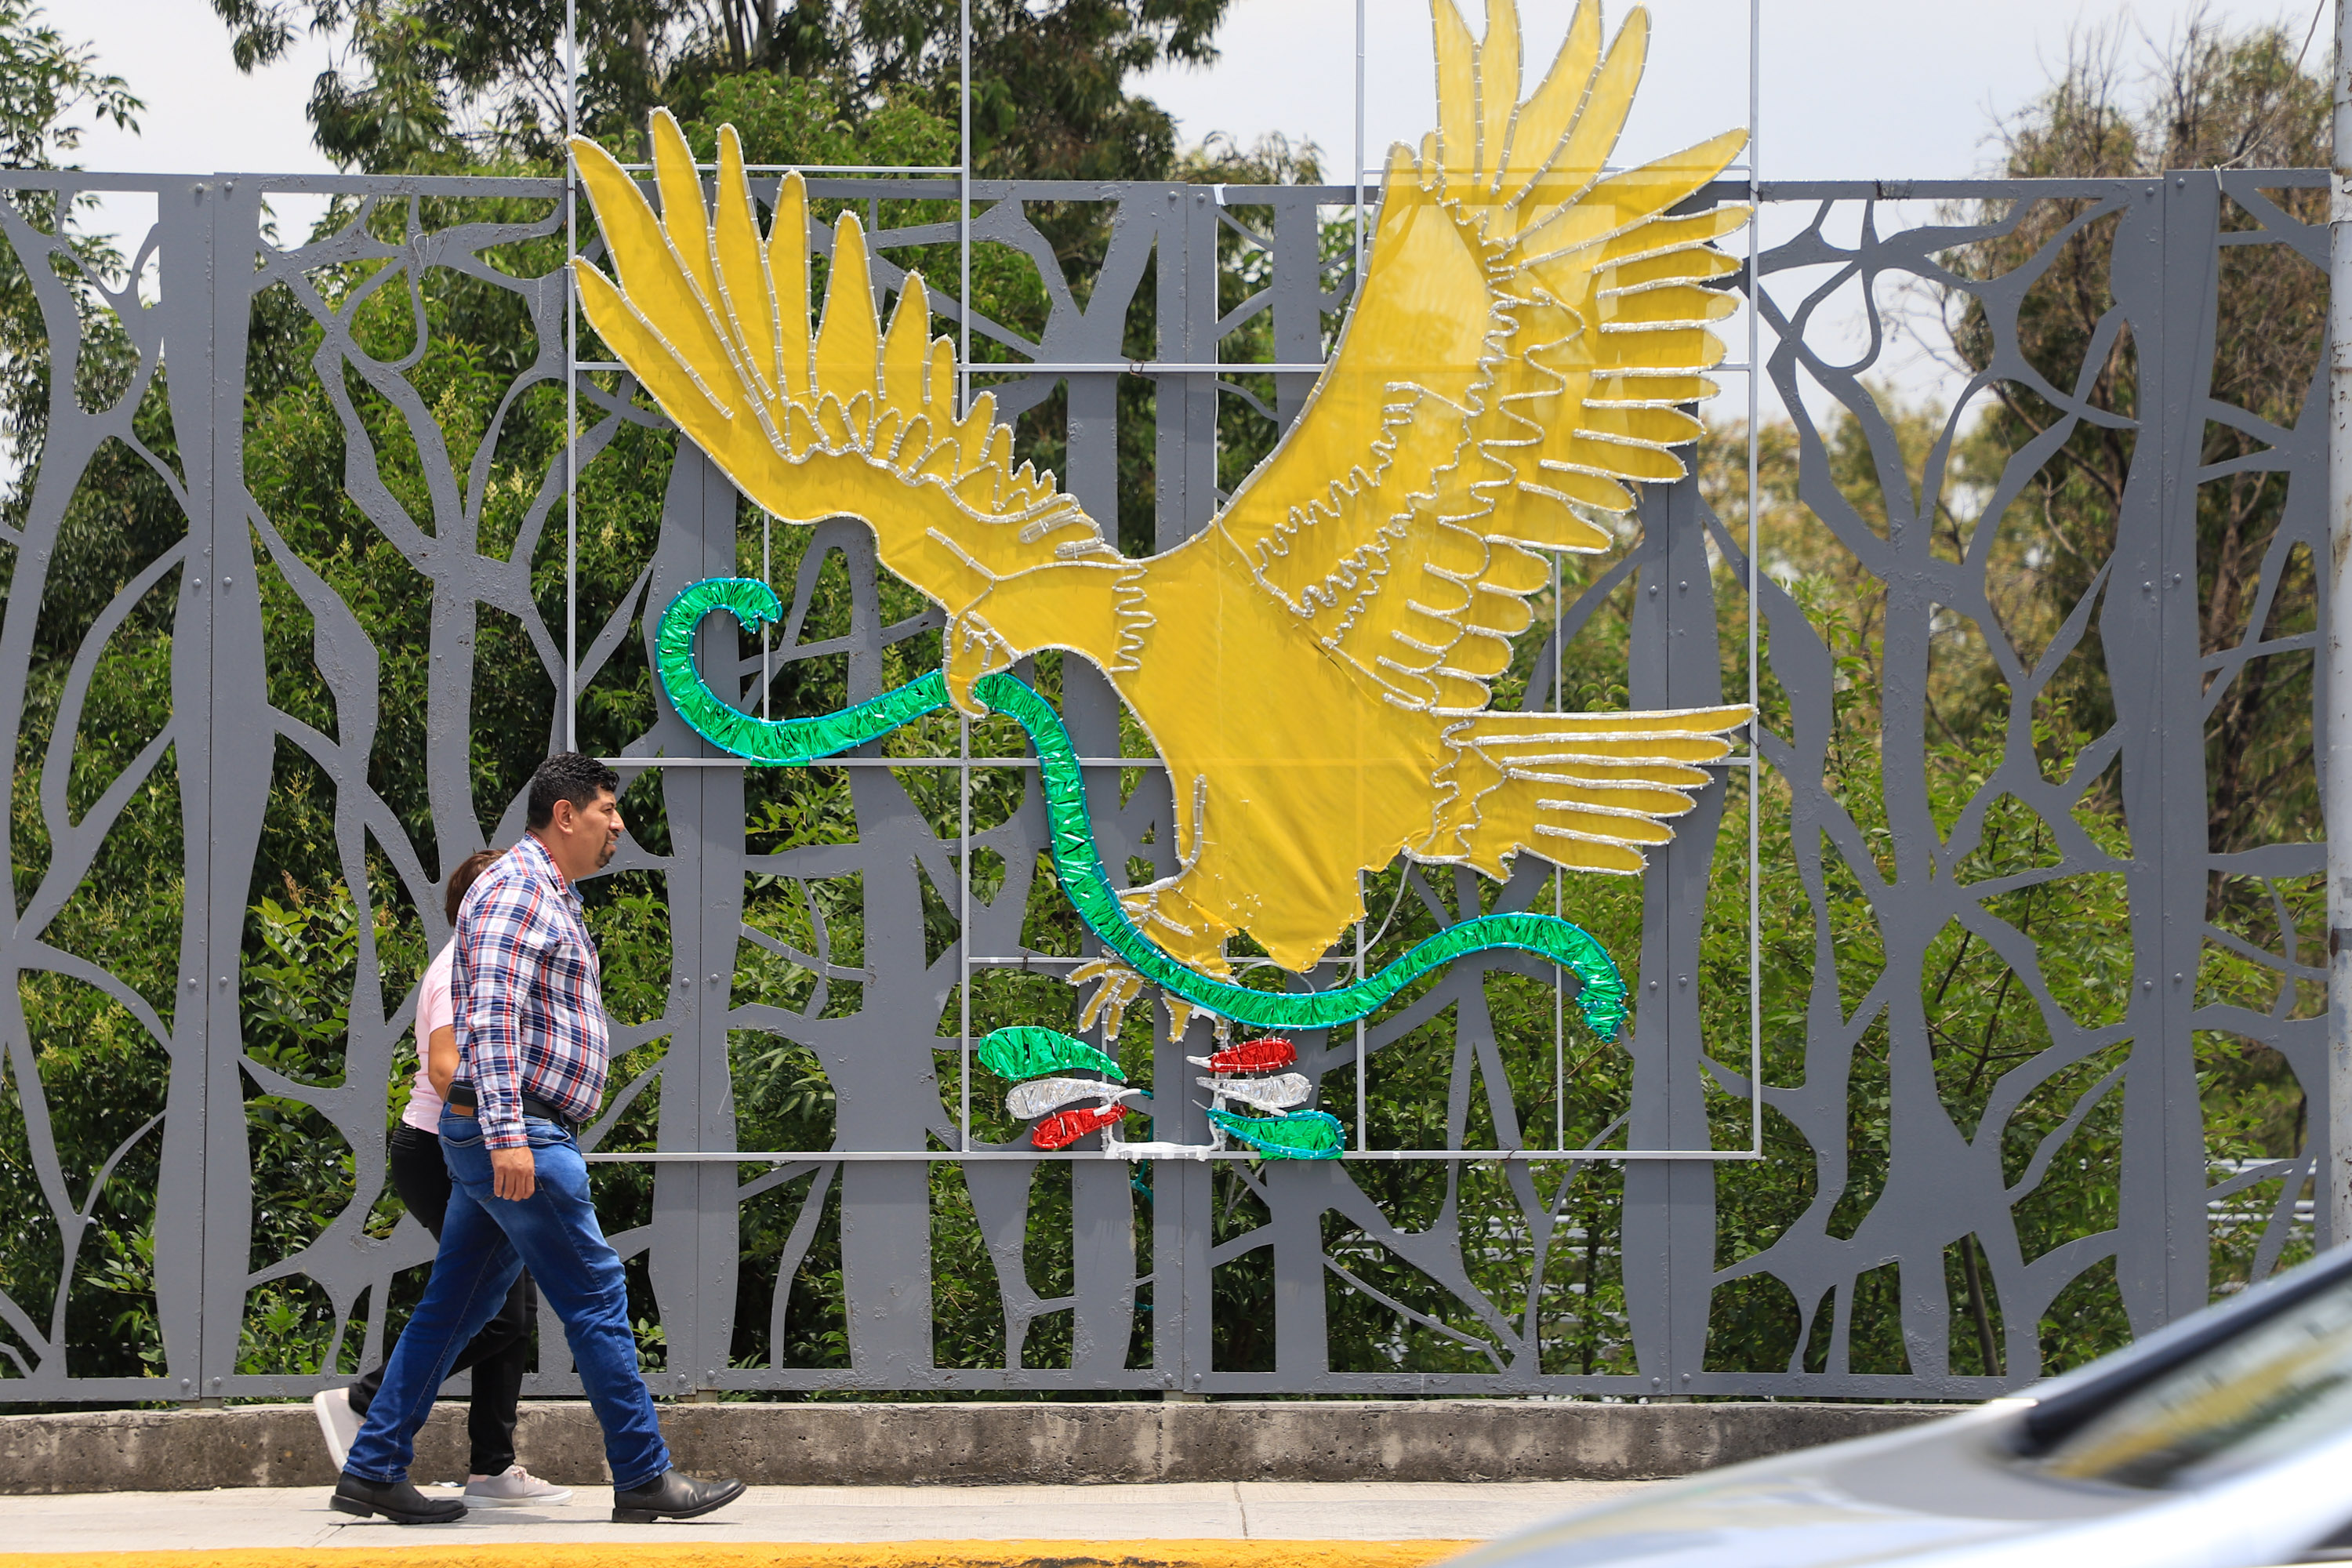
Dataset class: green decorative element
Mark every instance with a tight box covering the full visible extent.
[656,579,952,764]
[978,1026,1125,1083]
[654,581,1629,1042]
[1208,1107,1346,1160]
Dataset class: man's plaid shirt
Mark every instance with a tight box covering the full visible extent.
[452,833,608,1149]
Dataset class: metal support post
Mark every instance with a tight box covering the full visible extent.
[1354,0,1367,289]
[1745,0,1763,1158]
[563,0,579,755]
[2328,0,2352,1247]
[959,0,971,416]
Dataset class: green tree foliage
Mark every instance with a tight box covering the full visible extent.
[1660,20,2328,1379]
[206,0,1228,181]
[1944,15,2323,858]
[3,0,1306,1395]
[1,0,2326,1400]
[1929,15,2325,1358]
[0,4,176,1394]
[0,0,140,169]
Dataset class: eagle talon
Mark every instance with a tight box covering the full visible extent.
[1166,995,1246,1042]
[1073,960,1243,1044]
[1070,956,1147,1038]
[945,615,1013,720]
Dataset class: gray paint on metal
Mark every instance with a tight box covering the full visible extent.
[0,170,2325,1403]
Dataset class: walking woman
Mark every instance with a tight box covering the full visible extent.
[312,850,568,1506]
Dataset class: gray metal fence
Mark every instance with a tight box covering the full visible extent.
[0,166,2325,1405]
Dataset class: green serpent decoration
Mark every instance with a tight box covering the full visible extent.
[659,578,1629,1041]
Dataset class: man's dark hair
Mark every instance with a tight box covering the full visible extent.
[527,753,620,830]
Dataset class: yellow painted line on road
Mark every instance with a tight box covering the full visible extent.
[1,1542,1479,1568]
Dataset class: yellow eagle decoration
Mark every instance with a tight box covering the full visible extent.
[572,0,1753,1030]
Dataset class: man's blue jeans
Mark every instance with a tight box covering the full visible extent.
[343,1109,670,1491]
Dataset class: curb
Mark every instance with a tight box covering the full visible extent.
[0,1400,1948,1494]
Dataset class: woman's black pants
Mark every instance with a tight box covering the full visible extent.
[345,1121,535,1476]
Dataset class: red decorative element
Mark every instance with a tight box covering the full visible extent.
[1208,1036,1298,1074]
[1031,1102,1129,1150]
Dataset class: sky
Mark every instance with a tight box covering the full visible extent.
[1131,0,2321,184]
[69,0,2327,420]
[76,0,2320,185]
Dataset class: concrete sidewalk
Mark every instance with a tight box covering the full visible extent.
[0,1479,1646,1554]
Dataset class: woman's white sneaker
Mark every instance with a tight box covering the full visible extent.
[461,1466,572,1506]
[311,1387,360,1471]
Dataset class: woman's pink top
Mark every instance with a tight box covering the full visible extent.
[400,942,459,1133]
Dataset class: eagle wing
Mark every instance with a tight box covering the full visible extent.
[570,113,1110,593]
[1214,0,1748,713]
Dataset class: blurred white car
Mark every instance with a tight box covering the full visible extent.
[1454,1244,2352,1568]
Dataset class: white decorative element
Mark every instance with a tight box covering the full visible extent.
[1196,1073,1312,1112]
[1105,1138,1211,1162]
[1004,1076,1140,1120]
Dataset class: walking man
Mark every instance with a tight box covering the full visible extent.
[332,754,743,1525]
[315,850,567,1506]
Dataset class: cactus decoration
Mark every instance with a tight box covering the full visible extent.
[975,1026,1343,1160]
[1205,1106,1348,1160]
[978,1027,1123,1084]
[1192,1037,1343,1160]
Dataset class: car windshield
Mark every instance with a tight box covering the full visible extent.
[2031,1272,2352,1489]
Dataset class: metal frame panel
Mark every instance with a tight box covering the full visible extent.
[0,169,2325,1404]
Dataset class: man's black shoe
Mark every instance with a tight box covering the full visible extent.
[330,1472,467,1524]
[610,1468,746,1523]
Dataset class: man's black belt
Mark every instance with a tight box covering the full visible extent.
[445,1080,582,1133]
